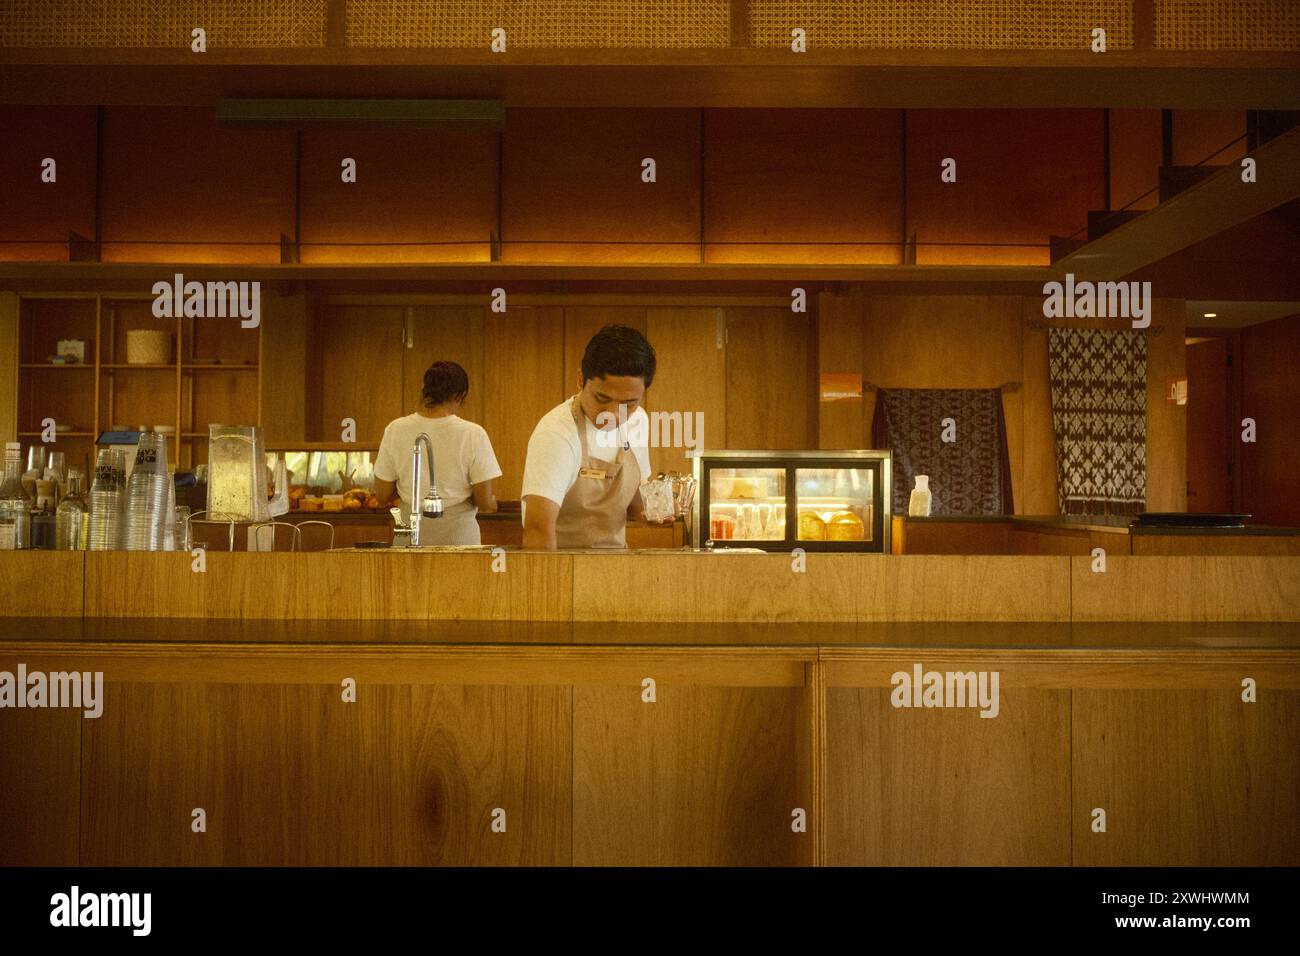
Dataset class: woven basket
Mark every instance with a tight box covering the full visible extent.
[126,330,172,365]
[748,0,1134,50]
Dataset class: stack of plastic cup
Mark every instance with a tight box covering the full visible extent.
[125,432,171,551]
[87,448,126,550]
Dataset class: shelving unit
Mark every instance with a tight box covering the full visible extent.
[15,293,263,473]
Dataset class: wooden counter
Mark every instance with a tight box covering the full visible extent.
[2,620,1296,867]
[3,550,1299,622]
[206,513,684,550]
[896,515,1300,556]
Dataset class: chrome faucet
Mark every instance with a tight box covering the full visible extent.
[405,433,443,546]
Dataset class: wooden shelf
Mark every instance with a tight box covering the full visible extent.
[15,295,264,474]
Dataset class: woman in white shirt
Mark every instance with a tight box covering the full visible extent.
[373,361,501,546]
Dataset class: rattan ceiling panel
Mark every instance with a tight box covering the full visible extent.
[346,1,731,48]
[0,0,327,47]
[749,0,1134,50]
[1155,0,1300,50]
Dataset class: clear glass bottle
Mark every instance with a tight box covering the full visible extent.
[21,444,44,501]
[0,442,33,550]
[55,470,88,550]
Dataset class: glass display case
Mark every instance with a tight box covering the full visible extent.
[692,450,891,553]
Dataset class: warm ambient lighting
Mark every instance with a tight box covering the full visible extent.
[1203,312,1218,318]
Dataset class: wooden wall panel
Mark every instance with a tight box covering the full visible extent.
[817,291,868,449]
[573,685,804,865]
[1240,313,1300,527]
[501,108,700,263]
[562,306,647,396]
[861,295,1025,512]
[1071,556,1300,621]
[703,108,902,264]
[725,307,812,450]
[1021,297,1059,514]
[259,290,309,445]
[299,129,498,263]
[907,109,1106,265]
[404,306,487,424]
[1184,336,1231,512]
[1172,109,1247,166]
[483,306,565,500]
[1009,527,1092,555]
[644,307,726,475]
[0,552,84,616]
[81,682,571,865]
[83,551,574,621]
[0,106,98,262]
[0,292,17,444]
[900,520,1013,554]
[186,370,258,435]
[99,108,294,263]
[571,554,1069,622]
[1072,689,1300,865]
[1145,298,1187,512]
[1108,108,1162,212]
[0,704,81,865]
[311,305,405,442]
[826,686,1071,865]
[1131,533,1300,556]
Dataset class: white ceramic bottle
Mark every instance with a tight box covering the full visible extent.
[908,475,932,517]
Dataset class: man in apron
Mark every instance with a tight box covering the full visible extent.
[521,325,657,549]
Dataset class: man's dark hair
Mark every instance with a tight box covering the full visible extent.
[422,360,470,407]
[580,325,656,387]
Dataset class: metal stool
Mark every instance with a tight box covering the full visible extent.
[186,510,240,552]
[296,520,336,552]
[248,521,302,552]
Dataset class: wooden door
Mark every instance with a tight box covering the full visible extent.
[725,307,813,450]
[402,306,487,425]
[482,307,566,500]
[310,306,405,443]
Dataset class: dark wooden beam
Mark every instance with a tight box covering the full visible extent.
[1134,0,1155,52]
[1055,126,1300,283]
[325,0,346,48]
[5,62,1294,110]
[730,0,750,48]
[5,62,1300,109]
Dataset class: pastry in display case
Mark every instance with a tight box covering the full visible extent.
[692,450,891,553]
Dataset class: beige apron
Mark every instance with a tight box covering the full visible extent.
[554,396,641,549]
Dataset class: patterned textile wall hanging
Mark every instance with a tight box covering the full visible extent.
[871,388,1013,516]
[1047,328,1147,516]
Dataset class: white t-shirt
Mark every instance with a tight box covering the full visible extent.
[520,396,652,523]
[374,413,501,545]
